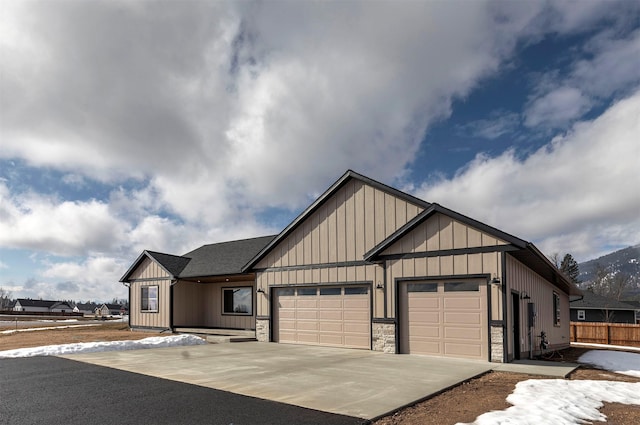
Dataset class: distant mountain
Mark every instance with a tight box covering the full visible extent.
[578,244,640,298]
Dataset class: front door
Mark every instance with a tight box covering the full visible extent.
[512,292,520,360]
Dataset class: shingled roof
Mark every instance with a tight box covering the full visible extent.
[570,291,637,310]
[120,235,276,282]
[180,235,276,277]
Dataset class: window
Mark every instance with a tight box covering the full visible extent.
[223,287,253,315]
[444,281,480,292]
[320,287,341,295]
[553,292,561,326]
[297,288,317,296]
[407,283,437,292]
[141,286,158,312]
[344,287,368,295]
[577,310,586,321]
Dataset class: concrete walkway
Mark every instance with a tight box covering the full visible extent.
[62,342,579,420]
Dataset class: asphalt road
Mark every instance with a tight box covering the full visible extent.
[0,356,364,425]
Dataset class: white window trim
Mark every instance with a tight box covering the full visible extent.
[577,310,586,321]
[141,285,159,313]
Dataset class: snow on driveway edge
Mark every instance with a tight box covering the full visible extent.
[0,334,206,358]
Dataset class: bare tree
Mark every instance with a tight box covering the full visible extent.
[588,263,632,300]
[0,287,12,310]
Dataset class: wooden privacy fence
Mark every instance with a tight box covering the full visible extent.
[570,322,640,348]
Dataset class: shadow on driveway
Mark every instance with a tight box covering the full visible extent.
[0,356,364,425]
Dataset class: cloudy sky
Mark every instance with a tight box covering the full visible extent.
[1,0,639,302]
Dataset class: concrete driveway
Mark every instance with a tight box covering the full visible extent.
[62,342,493,420]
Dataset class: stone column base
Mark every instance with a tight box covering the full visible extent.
[490,323,504,363]
[372,321,396,353]
[256,317,270,342]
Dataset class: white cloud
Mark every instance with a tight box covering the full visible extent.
[524,86,592,128]
[0,1,563,216]
[0,185,130,256]
[460,111,522,140]
[524,28,640,129]
[418,89,640,262]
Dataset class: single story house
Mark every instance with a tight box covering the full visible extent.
[73,302,100,315]
[13,299,74,313]
[570,292,637,323]
[121,170,580,363]
[95,303,127,316]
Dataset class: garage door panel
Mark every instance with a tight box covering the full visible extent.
[445,342,482,357]
[410,325,439,338]
[409,340,441,355]
[444,312,481,324]
[407,296,440,309]
[343,298,368,309]
[444,327,481,340]
[296,299,318,308]
[319,322,343,332]
[444,297,481,309]
[319,299,343,308]
[296,310,319,320]
[319,334,344,345]
[319,310,343,320]
[275,286,370,349]
[278,299,296,308]
[344,335,370,348]
[297,321,319,331]
[297,333,320,344]
[344,322,370,333]
[343,310,368,321]
[409,311,439,323]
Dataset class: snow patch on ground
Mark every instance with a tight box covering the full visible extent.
[579,350,640,378]
[459,349,640,424]
[459,379,640,425]
[0,324,100,335]
[572,342,640,353]
[0,335,206,358]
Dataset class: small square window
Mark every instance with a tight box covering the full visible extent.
[577,310,586,321]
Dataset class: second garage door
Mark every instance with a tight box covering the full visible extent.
[399,280,488,360]
[274,285,370,349]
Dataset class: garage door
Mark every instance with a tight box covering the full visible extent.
[399,280,488,360]
[274,286,370,349]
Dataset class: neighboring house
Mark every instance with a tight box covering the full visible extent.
[95,303,126,316]
[121,170,580,363]
[74,302,100,315]
[13,299,74,313]
[625,300,640,324]
[570,292,637,323]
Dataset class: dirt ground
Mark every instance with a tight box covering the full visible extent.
[374,347,640,425]
[1,324,638,424]
[0,320,165,351]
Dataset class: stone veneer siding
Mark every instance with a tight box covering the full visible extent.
[490,324,504,363]
[256,318,270,342]
[372,322,396,353]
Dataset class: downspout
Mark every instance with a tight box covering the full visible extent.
[382,261,388,319]
[501,252,508,363]
[122,281,131,329]
[170,279,177,332]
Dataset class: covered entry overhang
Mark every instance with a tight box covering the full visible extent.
[172,273,257,331]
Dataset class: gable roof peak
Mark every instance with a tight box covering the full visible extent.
[243,170,431,271]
